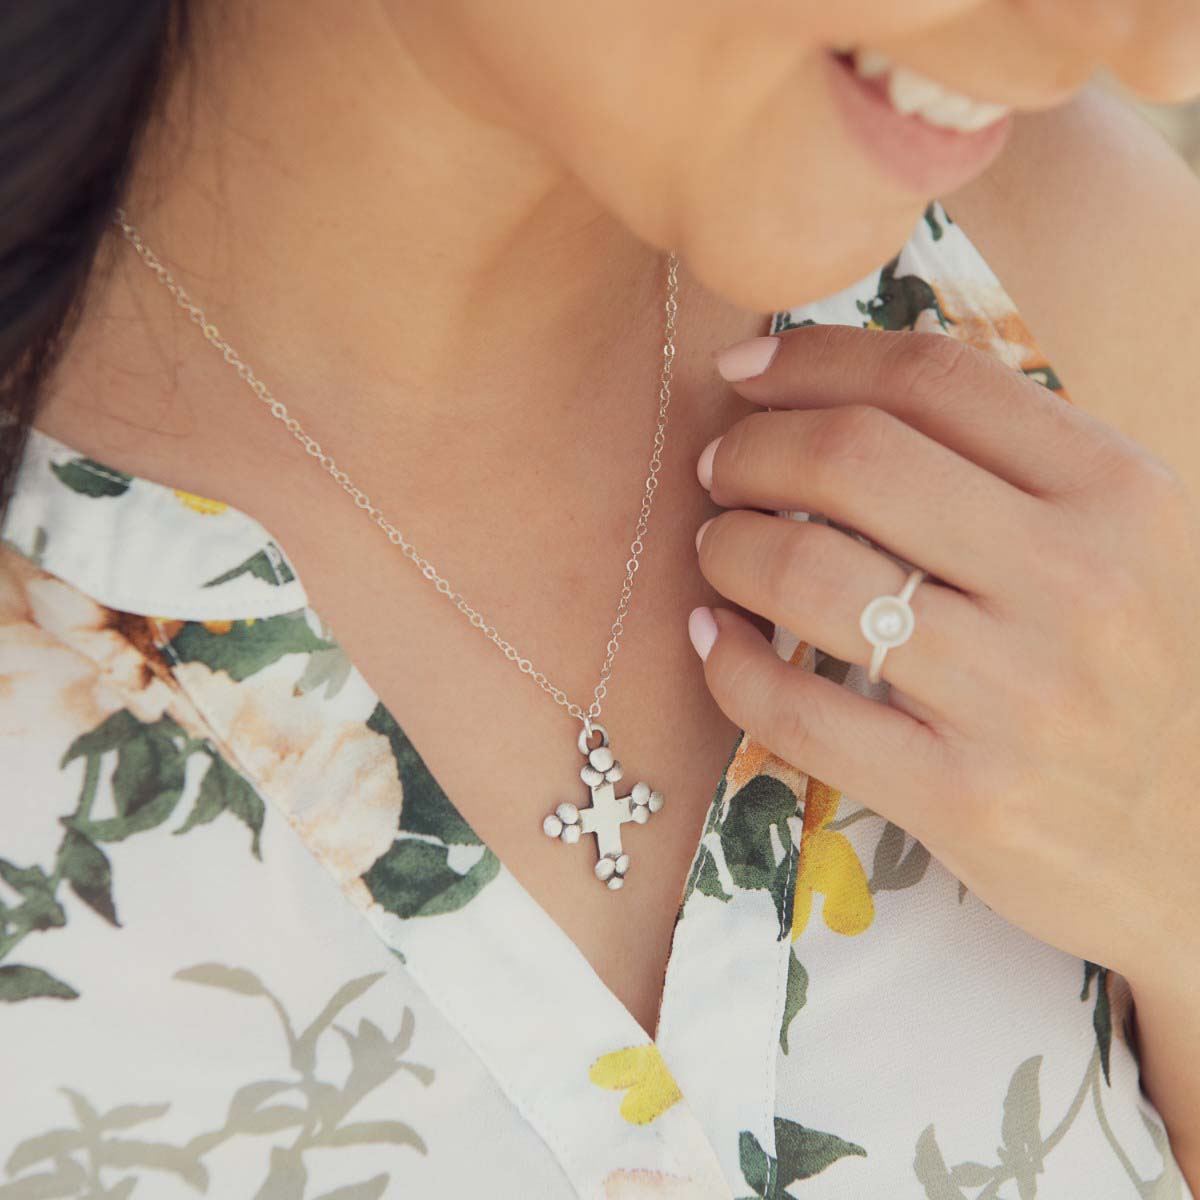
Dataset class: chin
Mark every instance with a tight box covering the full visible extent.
[681,199,929,315]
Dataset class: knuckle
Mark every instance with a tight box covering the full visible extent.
[695,509,735,570]
[887,332,974,409]
[1027,521,1109,613]
[713,411,773,498]
[1038,524,1151,660]
[805,404,893,481]
[758,522,835,610]
[1004,656,1095,756]
[761,685,819,765]
[1116,449,1191,531]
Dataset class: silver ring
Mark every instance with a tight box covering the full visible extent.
[859,568,927,684]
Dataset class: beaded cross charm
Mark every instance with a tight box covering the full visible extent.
[541,722,665,890]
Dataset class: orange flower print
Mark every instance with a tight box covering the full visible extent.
[190,618,256,635]
[924,278,1074,405]
[791,776,874,941]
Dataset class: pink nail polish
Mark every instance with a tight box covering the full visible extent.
[715,336,780,382]
[697,436,720,490]
[695,517,715,553]
[688,606,718,661]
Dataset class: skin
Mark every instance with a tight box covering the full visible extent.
[31,0,1200,1178]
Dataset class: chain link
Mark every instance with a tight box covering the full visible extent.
[111,207,680,729]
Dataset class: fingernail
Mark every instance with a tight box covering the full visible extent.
[697,436,720,490]
[715,335,780,382]
[695,516,715,553]
[688,606,718,661]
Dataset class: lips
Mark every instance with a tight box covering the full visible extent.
[846,48,1013,133]
[823,50,1014,196]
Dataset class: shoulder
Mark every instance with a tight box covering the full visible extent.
[945,83,1200,485]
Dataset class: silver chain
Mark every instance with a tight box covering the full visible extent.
[110,207,680,732]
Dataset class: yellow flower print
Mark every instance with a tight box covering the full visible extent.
[174,488,228,516]
[791,776,874,941]
[589,1044,682,1125]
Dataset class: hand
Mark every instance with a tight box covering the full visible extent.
[690,325,1200,993]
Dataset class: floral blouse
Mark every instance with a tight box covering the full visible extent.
[0,203,1189,1200]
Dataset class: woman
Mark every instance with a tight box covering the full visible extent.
[1,1,1198,1196]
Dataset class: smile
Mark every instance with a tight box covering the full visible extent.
[824,48,1015,195]
[840,47,1012,133]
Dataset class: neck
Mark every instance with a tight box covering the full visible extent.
[39,1,768,538]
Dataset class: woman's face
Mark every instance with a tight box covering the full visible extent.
[391,0,1200,310]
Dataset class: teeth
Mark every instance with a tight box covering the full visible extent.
[848,47,1011,134]
[854,49,891,80]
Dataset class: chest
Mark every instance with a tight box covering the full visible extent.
[284,494,757,1040]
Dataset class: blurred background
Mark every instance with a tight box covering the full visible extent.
[1122,90,1200,173]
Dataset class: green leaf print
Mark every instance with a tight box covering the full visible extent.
[361,839,500,919]
[775,1118,867,1186]
[3,711,264,1003]
[1081,960,1113,1085]
[58,829,120,926]
[739,1128,775,1197]
[166,613,330,682]
[913,1126,972,1199]
[779,949,808,1055]
[61,711,191,843]
[176,752,266,859]
[61,708,146,765]
[367,703,480,846]
[1,977,429,1200]
[0,963,79,1002]
[65,718,188,843]
[691,845,729,902]
[202,544,296,588]
[679,767,734,911]
[771,313,818,335]
[0,859,66,936]
[912,1041,1182,1198]
[998,1056,1046,1200]
[739,1119,867,1197]
[310,1178,389,1200]
[294,646,354,700]
[869,820,932,895]
[923,202,948,241]
[111,721,187,821]
[50,457,132,498]
[856,258,952,331]
[717,774,800,935]
[1023,364,1064,393]
[321,1122,425,1150]
[174,962,273,997]
[320,691,491,909]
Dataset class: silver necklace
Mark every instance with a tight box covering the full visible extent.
[112,207,678,891]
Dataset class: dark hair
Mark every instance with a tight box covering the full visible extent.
[0,1,189,514]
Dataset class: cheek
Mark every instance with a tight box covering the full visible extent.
[760,0,986,43]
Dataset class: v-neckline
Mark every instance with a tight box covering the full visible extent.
[157,589,797,1199]
[8,421,808,1198]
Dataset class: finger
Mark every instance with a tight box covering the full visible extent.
[705,404,1039,597]
[697,509,987,722]
[717,325,1130,500]
[698,605,947,842]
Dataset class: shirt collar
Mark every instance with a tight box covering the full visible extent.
[1,425,309,621]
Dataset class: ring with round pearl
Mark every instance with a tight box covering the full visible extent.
[859,567,927,684]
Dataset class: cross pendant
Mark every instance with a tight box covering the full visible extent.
[541,722,665,890]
